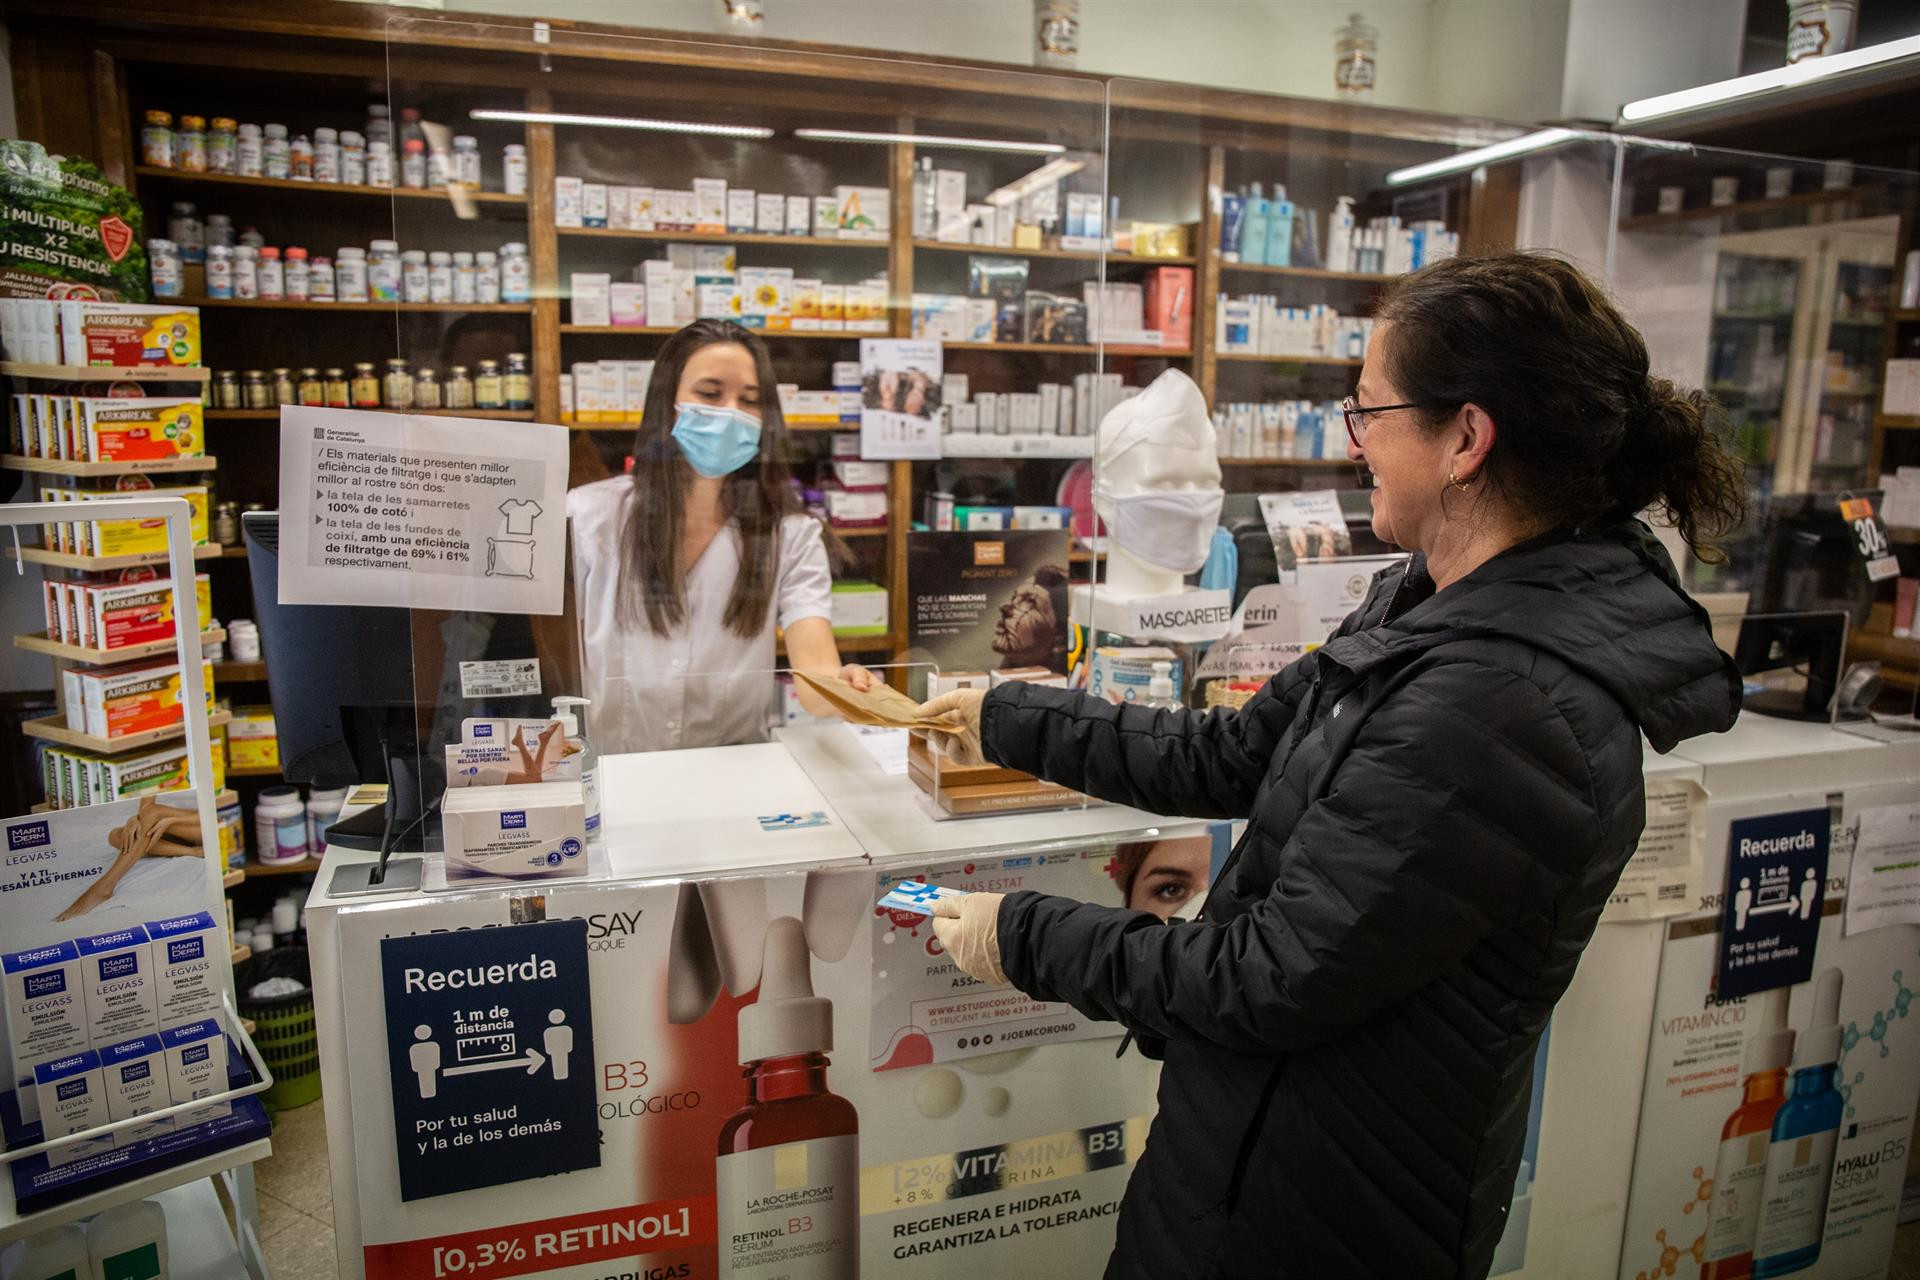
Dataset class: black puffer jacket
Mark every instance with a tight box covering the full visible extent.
[983,521,1739,1280]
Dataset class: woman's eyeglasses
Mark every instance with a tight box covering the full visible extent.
[1340,396,1447,448]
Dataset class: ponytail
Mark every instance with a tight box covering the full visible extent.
[1614,377,1748,565]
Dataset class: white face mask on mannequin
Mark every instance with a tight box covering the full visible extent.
[1095,483,1225,574]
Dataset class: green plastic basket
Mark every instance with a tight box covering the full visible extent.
[239,947,321,1111]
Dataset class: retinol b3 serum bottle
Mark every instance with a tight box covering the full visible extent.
[716,916,859,1278]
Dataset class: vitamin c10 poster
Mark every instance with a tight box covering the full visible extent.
[1617,903,1920,1280]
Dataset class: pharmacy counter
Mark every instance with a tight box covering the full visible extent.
[306,726,1193,1280]
[301,718,1920,1280]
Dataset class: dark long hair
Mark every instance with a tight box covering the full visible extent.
[1376,253,1747,562]
[617,319,799,638]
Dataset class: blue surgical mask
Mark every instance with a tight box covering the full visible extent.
[671,402,762,477]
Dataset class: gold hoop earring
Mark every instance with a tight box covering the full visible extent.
[1447,470,1474,493]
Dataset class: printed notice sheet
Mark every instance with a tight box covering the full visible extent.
[1602,779,1707,923]
[278,407,569,615]
[1844,802,1920,936]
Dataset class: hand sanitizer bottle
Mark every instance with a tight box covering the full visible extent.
[1752,969,1845,1278]
[1146,661,1182,710]
[1703,988,1795,1277]
[716,917,858,1277]
[550,696,601,844]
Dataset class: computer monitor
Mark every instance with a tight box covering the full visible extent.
[242,512,576,874]
[1732,611,1849,722]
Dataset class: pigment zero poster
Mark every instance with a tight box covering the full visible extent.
[379,918,598,1201]
[906,530,1073,694]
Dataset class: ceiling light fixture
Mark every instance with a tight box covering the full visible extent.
[469,109,774,139]
[1619,34,1920,123]
[1384,127,1603,186]
[793,128,1065,155]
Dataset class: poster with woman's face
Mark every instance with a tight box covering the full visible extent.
[905,530,1072,696]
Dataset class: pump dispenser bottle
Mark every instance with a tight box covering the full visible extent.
[716,917,858,1278]
[1327,196,1356,274]
[1146,661,1181,710]
[1752,969,1845,1279]
[550,695,600,842]
[1704,989,1795,1279]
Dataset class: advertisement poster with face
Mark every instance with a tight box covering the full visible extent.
[905,530,1072,698]
[337,848,1193,1280]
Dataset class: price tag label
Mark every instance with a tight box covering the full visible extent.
[1839,493,1901,583]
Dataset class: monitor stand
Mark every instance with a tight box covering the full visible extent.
[322,793,439,897]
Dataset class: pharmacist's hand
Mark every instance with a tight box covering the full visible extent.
[931,892,1007,985]
[921,688,987,767]
[840,664,877,692]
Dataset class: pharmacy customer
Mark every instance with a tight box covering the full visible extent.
[924,254,1746,1279]
[569,319,865,753]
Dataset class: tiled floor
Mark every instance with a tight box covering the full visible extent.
[231,1101,1920,1280]
[237,1099,338,1280]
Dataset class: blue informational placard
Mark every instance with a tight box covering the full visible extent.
[1718,808,1830,1000]
[379,918,598,1202]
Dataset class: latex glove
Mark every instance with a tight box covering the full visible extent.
[840,664,877,692]
[920,687,987,767]
[931,891,1007,985]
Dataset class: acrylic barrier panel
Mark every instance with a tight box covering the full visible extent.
[323,848,1201,1280]
[1096,78,1512,707]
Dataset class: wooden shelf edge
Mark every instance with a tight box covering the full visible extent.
[9,544,224,572]
[178,297,533,314]
[559,226,886,248]
[2,453,218,477]
[15,628,227,665]
[0,362,209,383]
[23,709,233,754]
[132,165,527,205]
[244,857,323,877]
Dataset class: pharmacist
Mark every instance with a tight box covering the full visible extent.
[569,319,871,754]
[922,255,1746,1279]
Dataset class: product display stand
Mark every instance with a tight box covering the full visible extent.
[0,497,275,1278]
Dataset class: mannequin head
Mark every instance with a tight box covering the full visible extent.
[1091,370,1223,598]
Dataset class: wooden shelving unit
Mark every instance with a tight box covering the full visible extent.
[8,0,1530,706]
[1216,353,1366,367]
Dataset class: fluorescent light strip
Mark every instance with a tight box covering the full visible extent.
[469,109,773,139]
[793,128,1065,155]
[1385,127,1603,187]
[1621,34,1920,123]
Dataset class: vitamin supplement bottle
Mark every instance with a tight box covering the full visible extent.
[141,110,174,168]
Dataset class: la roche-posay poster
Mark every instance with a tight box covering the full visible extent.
[337,846,1185,1280]
[1618,904,1920,1280]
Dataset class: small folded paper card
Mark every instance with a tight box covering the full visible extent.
[878,880,972,916]
[790,670,968,733]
